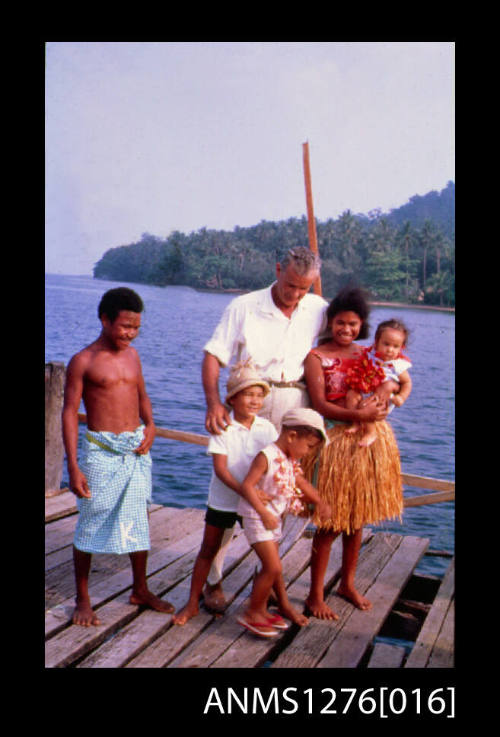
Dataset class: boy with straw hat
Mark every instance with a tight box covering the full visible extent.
[173,360,278,625]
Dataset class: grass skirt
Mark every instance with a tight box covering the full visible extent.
[301,421,403,535]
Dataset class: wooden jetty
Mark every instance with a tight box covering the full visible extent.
[45,362,454,669]
[45,493,454,669]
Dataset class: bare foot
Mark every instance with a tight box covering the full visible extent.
[358,431,377,447]
[276,603,309,627]
[172,601,199,625]
[72,599,101,627]
[305,596,339,621]
[337,585,372,610]
[129,589,175,613]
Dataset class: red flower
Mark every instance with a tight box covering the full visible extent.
[344,353,385,393]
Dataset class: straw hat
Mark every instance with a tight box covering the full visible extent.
[281,407,329,444]
[225,360,270,403]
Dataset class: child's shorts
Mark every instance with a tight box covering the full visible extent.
[242,515,283,546]
[205,506,242,530]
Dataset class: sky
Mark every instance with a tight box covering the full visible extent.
[45,41,455,276]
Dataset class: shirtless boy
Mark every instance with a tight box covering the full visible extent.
[62,287,174,626]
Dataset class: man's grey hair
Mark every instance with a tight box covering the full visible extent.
[280,247,321,276]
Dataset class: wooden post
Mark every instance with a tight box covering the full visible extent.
[45,362,66,496]
[302,141,322,296]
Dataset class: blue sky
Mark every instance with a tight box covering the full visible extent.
[45,41,454,275]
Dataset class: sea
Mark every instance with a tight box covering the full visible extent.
[45,273,455,577]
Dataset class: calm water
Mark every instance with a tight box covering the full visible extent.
[45,273,455,576]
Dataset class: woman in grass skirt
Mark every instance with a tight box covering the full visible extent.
[302,287,403,619]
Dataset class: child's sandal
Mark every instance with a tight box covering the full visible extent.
[266,613,290,630]
[237,615,279,638]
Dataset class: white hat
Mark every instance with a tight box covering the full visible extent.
[225,360,270,403]
[281,407,329,444]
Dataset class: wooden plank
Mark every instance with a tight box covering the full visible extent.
[45,491,163,522]
[45,524,209,667]
[212,529,374,669]
[45,516,78,555]
[45,486,70,499]
[427,600,454,668]
[210,537,320,669]
[44,506,201,565]
[45,510,207,634]
[404,490,455,508]
[317,535,429,668]
[168,581,255,668]
[272,532,403,668]
[126,519,315,670]
[402,474,454,492]
[166,516,311,668]
[367,642,407,669]
[125,582,214,668]
[45,512,206,639]
[155,426,209,446]
[77,532,252,668]
[405,558,454,668]
[75,593,187,669]
[45,593,141,668]
[45,508,204,610]
[45,491,78,522]
[44,502,170,557]
[46,546,76,572]
[44,505,193,569]
[404,558,454,668]
[125,534,256,668]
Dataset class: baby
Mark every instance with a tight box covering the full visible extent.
[345,319,412,447]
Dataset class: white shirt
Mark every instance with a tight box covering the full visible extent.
[203,284,328,382]
[367,347,412,384]
[207,412,278,512]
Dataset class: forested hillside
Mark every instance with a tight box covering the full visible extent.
[94,181,455,306]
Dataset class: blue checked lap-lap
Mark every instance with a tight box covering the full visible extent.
[73,426,152,554]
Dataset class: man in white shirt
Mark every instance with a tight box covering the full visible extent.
[203,247,328,434]
[200,247,327,611]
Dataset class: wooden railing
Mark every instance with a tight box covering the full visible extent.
[76,413,455,508]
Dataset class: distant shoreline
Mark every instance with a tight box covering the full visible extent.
[368,300,454,313]
[197,286,455,313]
[47,274,455,313]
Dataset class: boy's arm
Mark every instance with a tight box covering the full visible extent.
[135,357,156,454]
[212,453,242,494]
[392,371,412,407]
[295,474,332,522]
[240,453,279,530]
[62,354,91,498]
[212,453,273,505]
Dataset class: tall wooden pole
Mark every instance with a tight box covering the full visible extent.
[302,141,322,296]
[45,362,66,496]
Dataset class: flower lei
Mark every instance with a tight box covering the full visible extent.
[344,350,386,394]
[273,453,307,516]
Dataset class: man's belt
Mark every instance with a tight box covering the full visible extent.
[266,380,306,389]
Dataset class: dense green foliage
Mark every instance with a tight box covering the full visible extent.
[94,181,455,306]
